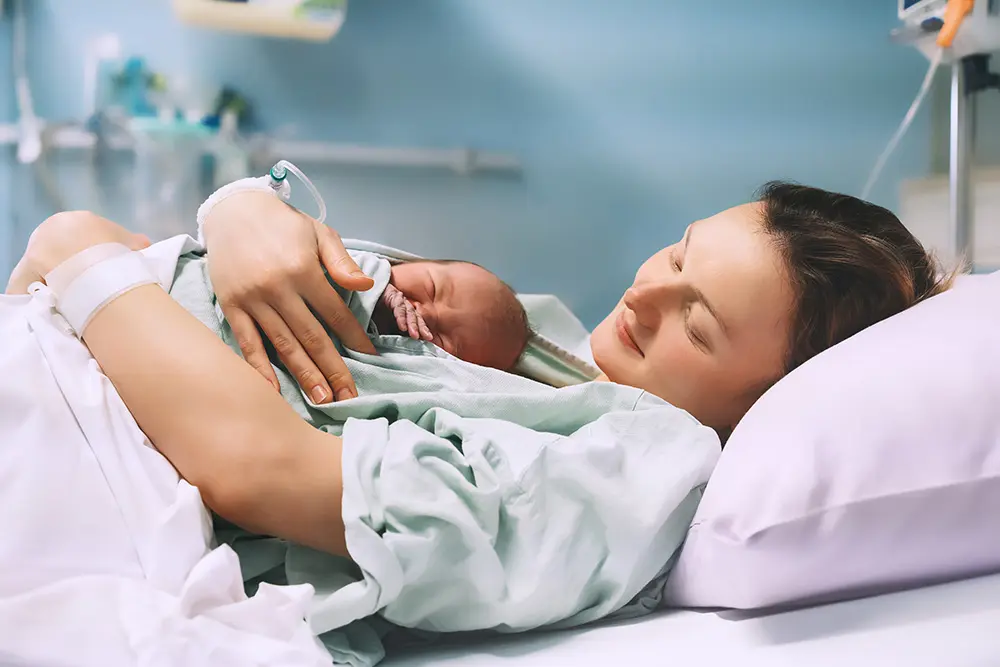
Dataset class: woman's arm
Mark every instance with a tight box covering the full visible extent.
[16,212,349,557]
[84,285,349,557]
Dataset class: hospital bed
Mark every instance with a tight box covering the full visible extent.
[384,572,1000,666]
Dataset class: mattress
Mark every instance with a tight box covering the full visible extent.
[384,572,1000,666]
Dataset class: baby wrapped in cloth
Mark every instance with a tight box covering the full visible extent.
[371,258,530,373]
[167,237,720,666]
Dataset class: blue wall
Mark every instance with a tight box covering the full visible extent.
[1,0,933,326]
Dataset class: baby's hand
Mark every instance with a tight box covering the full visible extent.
[382,283,434,341]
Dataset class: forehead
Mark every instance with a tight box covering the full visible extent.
[685,203,792,344]
[432,261,503,291]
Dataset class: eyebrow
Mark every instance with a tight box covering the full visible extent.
[684,225,730,338]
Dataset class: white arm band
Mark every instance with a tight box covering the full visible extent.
[44,242,132,294]
[44,246,158,336]
[195,176,289,247]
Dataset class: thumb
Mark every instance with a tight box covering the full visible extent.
[315,222,374,291]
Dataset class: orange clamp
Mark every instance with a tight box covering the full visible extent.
[937,0,975,48]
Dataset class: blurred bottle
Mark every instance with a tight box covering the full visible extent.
[212,109,250,188]
[132,118,210,241]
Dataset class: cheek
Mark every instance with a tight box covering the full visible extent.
[590,314,619,367]
[641,332,725,415]
[646,332,701,383]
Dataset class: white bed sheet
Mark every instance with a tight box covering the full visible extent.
[384,572,1000,667]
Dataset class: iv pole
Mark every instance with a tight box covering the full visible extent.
[950,60,974,265]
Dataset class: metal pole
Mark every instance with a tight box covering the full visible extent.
[950,62,974,266]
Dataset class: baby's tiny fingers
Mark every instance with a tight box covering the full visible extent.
[393,303,409,333]
[415,312,434,341]
[404,302,420,339]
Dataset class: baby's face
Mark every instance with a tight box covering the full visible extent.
[388,261,524,370]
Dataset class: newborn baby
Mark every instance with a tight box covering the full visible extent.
[370,260,530,371]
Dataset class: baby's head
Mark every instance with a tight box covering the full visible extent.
[385,260,530,371]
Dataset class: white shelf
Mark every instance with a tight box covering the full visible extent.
[172,0,346,42]
[0,123,522,176]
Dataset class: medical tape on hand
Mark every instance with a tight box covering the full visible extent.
[45,247,158,336]
[196,176,277,247]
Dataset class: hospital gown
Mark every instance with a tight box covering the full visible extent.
[166,238,721,666]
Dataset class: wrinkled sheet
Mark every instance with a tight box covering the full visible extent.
[0,243,332,666]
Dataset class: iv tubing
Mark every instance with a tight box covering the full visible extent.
[270,160,327,225]
[862,48,943,201]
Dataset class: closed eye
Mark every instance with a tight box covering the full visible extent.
[670,249,682,272]
[424,272,436,300]
[684,305,710,351]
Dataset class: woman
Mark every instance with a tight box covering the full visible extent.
[6,181,951,657]
[195,181,950,436]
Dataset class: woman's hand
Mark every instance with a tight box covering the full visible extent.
[6,211,150,294]
[201,191,376,404]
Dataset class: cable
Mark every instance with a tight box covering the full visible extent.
[268,160,327,225]
[862,48,943,201]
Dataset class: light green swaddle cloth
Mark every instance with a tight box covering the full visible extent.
[167,238,720,667]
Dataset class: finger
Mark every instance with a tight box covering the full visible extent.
[222,306,281,392]
[404,301,419,339]
[415,311,434,341]
[271,293,361,403]
[301,267,376,355]
[315,222,375,291]
[393,303,409,334]
[252,302,342,404]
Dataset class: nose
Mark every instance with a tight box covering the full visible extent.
[623,276,682,327]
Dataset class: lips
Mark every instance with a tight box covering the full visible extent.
[615,309,643,356]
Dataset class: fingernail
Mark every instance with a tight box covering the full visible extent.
[350,269,368,278]
[336,388,355,402]
[311,386,329,403]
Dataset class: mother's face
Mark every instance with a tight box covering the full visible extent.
[591,203,794,432]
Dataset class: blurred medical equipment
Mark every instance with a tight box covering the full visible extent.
[0,0,519,254]
[12,0,40,165]
[897,0,995,59]
[173,0,347,41]
[884,0,1000,268]
[132,118,212,240]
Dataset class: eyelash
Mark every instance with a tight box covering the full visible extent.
[686,320,707,349]
[672,252,708,349]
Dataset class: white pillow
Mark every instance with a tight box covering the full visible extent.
[664,271,1000,609]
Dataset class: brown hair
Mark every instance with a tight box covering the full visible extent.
[757,181,959,373]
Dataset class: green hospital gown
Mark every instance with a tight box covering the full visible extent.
[165,237,720,666]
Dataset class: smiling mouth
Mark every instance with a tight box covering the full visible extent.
[615,309,643,357]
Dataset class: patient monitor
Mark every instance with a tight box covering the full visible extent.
[898,0,1000,61]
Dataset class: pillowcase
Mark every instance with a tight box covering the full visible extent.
[664,272,1000,609]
